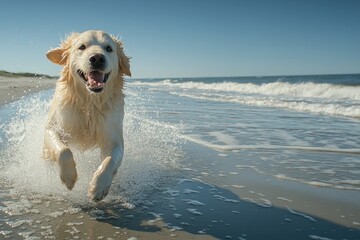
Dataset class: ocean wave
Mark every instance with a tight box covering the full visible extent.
[131,79,360,118]
[131,80,360,101]
[172,92,360,119]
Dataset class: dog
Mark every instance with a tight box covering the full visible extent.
[43,30,131,202]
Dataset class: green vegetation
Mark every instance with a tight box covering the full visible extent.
[0,70,56,79]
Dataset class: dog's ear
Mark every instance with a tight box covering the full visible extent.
[113,37,131,77]
[46,48,66,65]
[46,32,79,66]
[119,51,131,77]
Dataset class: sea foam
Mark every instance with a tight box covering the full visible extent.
[132,80,360,118]
[132,80,360,101]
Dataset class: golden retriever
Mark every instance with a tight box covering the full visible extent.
[43,30,131,202]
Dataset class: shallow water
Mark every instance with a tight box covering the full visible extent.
[129,75,360,191]
[0,75,360,239]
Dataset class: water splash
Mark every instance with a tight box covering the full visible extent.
[0,89,184,205]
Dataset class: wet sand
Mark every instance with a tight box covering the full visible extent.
[1,151,359,239]
[0,77,359,239]
[1,143,359,239]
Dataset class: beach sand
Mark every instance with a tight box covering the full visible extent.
[0,76,359,240]
[0,76,55,105]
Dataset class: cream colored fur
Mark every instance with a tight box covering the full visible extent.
[43,30,131,202]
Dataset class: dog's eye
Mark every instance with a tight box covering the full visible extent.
[78,44,86,50]
[105,46,113,52]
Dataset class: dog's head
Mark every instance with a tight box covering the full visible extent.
[47,30,131,93]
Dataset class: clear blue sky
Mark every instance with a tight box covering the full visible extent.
[0,0,359,78]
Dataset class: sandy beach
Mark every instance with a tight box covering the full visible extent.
[0,75,359,240]
[0,76,55,105]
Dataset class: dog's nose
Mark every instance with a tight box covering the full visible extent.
[89,54,105,69]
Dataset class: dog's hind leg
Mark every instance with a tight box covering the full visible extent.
[43,128,78,190]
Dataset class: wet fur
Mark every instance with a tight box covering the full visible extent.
[42,30,131,202]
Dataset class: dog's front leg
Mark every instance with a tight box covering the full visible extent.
[88,141,124,202]
[43,128,77,190]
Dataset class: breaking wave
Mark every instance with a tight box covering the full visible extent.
[131,80,360,118]
[132,79,360,100]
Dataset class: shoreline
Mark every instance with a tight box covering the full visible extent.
[0,76,56,105]
[181,142,360,230]
[0,76,359,239]
[1,160,359,239]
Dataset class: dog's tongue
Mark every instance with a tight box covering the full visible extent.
[87,71,105,87]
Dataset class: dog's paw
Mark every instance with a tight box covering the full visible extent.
[88,171,112,202]
[88,157,114,202]
[58,148,77,190]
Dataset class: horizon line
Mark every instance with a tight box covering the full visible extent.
[1,69,360,80]
[130,72,360,80]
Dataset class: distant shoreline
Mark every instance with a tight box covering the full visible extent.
[0,74,56,106]
[0,70,57,79]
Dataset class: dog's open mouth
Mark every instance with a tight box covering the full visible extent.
[77,70,110,93]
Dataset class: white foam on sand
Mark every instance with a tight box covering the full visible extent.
[184,134,360,155]
[0,90,184,205]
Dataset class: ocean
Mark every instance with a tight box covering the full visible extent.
[128,74,360,191]
[0,74,359,239]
